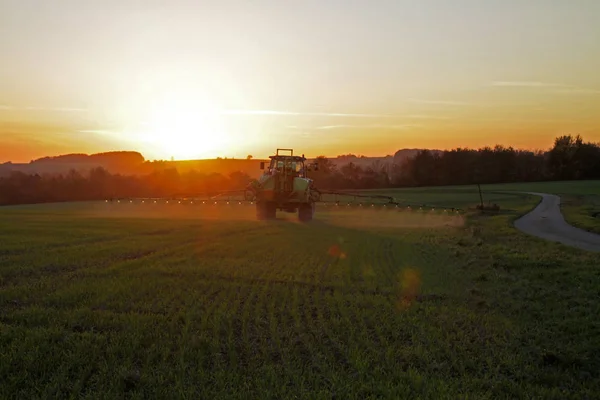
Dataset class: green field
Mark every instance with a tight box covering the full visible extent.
[483,180,600,234]
[351,180,600,234]
[1,184,599,398]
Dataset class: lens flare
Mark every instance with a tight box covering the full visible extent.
[328,244,347,259]
[397,268,421,310]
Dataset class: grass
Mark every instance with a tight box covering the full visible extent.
[1,187,599,398]
[482,180,600,234]
[351,180,600,234]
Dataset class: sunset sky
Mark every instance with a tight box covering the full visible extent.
[1,0,599,162]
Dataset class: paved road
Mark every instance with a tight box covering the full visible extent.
[514,192,600,252]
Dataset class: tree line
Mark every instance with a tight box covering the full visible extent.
[0,168,253,206]
[0,134,598,206]
[310,134,600,189]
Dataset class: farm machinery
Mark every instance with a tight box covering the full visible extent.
[107,148,464,220]
[246,148,319,221]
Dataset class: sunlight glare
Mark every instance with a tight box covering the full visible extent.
[138,92,231,160]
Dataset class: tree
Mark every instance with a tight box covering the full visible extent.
[547,134,582,180]
[309,156,337,188]
[229,171,251,189]
[411,150,438,186]
[2,135,598,207]
[340,162,362,187]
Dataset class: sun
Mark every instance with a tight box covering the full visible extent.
[137,94,231,160]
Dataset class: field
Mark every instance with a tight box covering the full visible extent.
[352,180,600,234]
[485,180,600,235]
[1,183,599,398]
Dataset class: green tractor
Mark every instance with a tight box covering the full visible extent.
[246,149,320,221]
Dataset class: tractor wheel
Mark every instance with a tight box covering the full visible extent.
[266,202,277,219]
[256,202,277,220]
[256,202,266,220]
[298,202,315,222]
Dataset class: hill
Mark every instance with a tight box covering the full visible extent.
[142,158,268,178]
[0,152,270,178]
[0,151,147,177]
[323,149,443,169]
[0,149,440,178]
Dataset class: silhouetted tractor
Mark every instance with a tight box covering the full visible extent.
[110,148,466,219]
[246,149,320,221]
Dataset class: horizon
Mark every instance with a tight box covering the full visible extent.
[2,140,570,165]
[1,1,599,163]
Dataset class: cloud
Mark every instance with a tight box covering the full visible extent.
[315,124,421,130]
[222,109,300,116]
[221,109,396,118]
[316,125,351,130]
[553,88,600,95]
[0,104,87,112]
[78,129,119,135]
[407,99,472,106]
[405,114,453,120]
[490,81,569,88]
[24,106,87,112]
[222,109,456,121]
[490,81,600,94]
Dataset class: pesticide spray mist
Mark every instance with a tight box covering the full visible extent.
[89,201,465,229]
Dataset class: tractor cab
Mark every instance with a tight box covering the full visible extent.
[270,156,304,177]
[260,149,316,178]
[250,148,321,220]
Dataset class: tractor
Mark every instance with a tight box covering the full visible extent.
[246,148,320,221]
[108,147,466,218]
